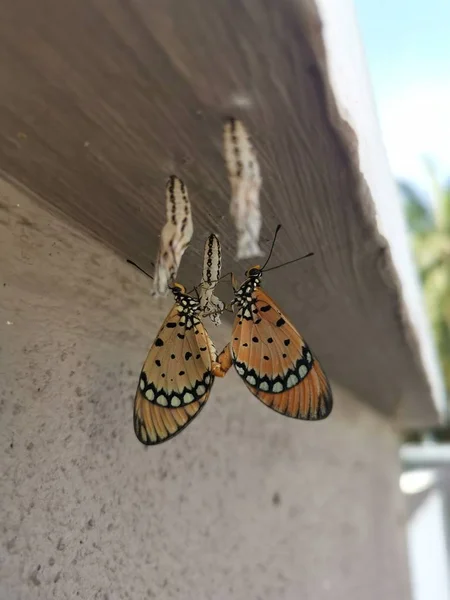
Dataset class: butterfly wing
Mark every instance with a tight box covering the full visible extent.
[134,393,211,445]
[134,303,216,445]
[230,288,332,420]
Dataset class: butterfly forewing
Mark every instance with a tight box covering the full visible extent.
[134,291,216,445]
[230,282,332,420]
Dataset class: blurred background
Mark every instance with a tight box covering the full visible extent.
[356,1,450,598]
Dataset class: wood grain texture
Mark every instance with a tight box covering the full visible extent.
[0,0,436,424]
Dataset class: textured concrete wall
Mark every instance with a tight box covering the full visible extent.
[0,180,411,600]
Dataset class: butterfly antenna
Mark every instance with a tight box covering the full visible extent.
[127,259,154,280]
[187,284,200,300]
[263,252,314,273]
[215,271,233,285]
[261,224,282,271]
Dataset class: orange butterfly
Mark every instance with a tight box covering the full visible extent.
[134,282,219,445]
[213,236,332,420]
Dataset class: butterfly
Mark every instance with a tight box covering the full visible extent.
[134,282,219,445]
[213,236,332,421]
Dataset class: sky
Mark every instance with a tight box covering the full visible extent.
[355,0,450,196]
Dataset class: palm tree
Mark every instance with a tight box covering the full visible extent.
[400,168,450,393]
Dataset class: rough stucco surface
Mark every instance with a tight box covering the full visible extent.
[1,182,411,599]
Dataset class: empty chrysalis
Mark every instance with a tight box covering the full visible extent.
[152,176,193,297]
[223,117,262,260]
[199,233,224,325]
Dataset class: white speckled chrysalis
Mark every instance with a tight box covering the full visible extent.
[223,117,262,260]
[199,233,224,325]
[152,176,194,297]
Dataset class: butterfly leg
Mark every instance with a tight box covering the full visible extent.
[212,344,233,377]
[204,332,229,377]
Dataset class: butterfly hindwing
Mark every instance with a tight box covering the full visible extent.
[241,358,332,421]
[230,281,332,420]
[134,290,216,445]
[134,395,210,445]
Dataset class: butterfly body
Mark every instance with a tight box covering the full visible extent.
[134,283,218,445]
[215,267,332,421]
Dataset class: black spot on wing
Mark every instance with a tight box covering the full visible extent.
[276,318,285,327]
[185,352,192,361]
[155,338,164,347]
[260,305,271,312]
[166,322,177,328]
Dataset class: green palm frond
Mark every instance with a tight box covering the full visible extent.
[437,179,450,234]
[424,159,450,234]
[399,181,434,235]
[401,172,450,396]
